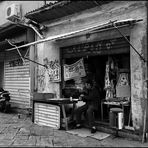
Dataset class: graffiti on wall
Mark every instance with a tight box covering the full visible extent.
[37,58,61,92]
[132,66,143,128]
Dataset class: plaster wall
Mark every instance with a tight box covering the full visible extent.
[37,1,147,130]
[36,39,60,98]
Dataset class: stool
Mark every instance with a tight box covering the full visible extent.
[109,108,124,129]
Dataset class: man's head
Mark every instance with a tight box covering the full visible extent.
[85,80,93,89]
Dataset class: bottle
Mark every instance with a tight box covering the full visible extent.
[70,97,73,101]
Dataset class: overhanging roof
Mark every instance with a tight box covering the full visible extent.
[5,18,142,52]
[25,1,113,23]
[0,24,27,41]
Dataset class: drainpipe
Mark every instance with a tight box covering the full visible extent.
[44,0,46,5]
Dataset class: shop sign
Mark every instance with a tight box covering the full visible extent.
[62,38,116,55]
[64,58,86,81]
[62,37,129,57]
[9,58,23,67]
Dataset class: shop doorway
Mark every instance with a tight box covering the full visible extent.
[62,53,131,126]
[0,62,4,88]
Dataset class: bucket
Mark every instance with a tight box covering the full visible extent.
[109,108,124,129]
[118,112,124,129]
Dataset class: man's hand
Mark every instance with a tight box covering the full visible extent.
[79,94,84,101]
[79,94,87,102]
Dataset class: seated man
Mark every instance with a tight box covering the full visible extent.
[75,80,100,133]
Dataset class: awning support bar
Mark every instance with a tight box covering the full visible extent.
[6,39,47,68]
[23,56,47,68]
[112,22,147,63]
[6,39,26,65]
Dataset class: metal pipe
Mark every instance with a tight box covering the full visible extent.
[6,39,25,64]
[112,22,147,63]
[5,19,139,52]
[44,0,46,5]
[6,39,47,68]
[5,20,119,51]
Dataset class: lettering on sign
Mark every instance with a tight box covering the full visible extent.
[9,59,23,67]
[61,37,126,55]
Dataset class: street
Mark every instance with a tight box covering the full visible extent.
[0,112,147,147]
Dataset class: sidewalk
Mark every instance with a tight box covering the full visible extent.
[0,112,147,147]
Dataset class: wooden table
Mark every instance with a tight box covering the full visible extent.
[32,98,78,130]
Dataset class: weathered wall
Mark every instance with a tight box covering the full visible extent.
[36,1,147,130]
[130,5,147,131]
[36,39,60,98]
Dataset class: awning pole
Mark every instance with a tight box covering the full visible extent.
[23,56,47,68]
[112,22,147,63]
[6,39,47,68]
[5,20,117,51]
[6,39,26,65]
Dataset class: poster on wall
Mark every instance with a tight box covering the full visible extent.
[117,73,129,86]
[64,58,86,81]
[47,60,61,82]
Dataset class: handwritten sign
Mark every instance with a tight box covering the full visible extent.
[47,60,61,82]
[47,65,61,82]
[64,58,86,81]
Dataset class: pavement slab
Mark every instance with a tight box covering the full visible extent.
[0,112,147,147]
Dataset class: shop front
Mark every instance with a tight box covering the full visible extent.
[24,0,147,140]
[61,36,131,129]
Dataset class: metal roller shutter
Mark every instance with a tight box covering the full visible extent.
[4,50,30,107]
[34,103,60,129]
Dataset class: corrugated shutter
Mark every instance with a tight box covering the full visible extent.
[62,37,130,58]
[34,103,60,129]
[4,50,30,107]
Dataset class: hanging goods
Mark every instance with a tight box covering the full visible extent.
[104,63,111,89]
[104,60,115,100]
